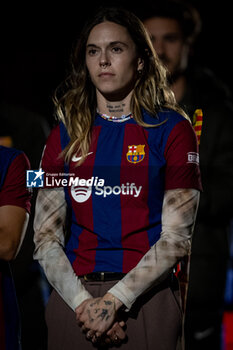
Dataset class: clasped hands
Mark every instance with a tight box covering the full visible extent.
[75,293,126,345]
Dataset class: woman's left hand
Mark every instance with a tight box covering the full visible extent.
[75,293,124,342]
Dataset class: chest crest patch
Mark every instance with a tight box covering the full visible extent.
[126,145,145,164]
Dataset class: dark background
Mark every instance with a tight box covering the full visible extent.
[1,0,232,128]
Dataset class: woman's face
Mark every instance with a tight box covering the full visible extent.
[85,21,143,100]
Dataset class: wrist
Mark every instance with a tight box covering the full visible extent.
[114,296,124,311]
[105,292,123,311]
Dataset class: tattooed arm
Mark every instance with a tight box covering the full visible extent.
[107,188,200,310]
[33,188,92,310]
[34,188,126,343]
[75,188,199,336]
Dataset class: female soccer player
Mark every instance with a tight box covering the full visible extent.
[34,6,201,350]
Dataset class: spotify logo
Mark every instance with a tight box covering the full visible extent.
[71,185,92,203]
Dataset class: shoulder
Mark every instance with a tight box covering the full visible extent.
[0,145,23,161]
[142,108,188,127]
[8,151,30,172]
[142,108,193,144]
[46,122,62,142]
[4,151,30,187]
[42,122,64,158]
[0,146,30,180]
[0,147,31,211]
[45,122,70,148]
[41,122,68,171]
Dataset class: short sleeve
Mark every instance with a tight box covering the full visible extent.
[0,152,32,212]
[41,124,65,174]
[164,119,202,191]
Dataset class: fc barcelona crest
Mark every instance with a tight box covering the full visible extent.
[126,145,145,164]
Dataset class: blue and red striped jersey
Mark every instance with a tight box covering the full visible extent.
[0,146,31,350]
[41,109,202,276]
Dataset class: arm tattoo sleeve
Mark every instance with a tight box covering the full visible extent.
[33,188,92,310]
[108,188,200,310]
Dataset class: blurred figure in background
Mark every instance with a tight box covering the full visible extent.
[0,145,31,349]
[141,1,233,349]
[0,105,50,349]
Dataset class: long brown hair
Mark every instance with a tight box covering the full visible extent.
[54,6,189,164]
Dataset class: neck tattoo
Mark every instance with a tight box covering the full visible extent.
[106,103,125,114]
[96,102,133,123]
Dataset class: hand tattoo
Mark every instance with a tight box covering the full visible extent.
[86,299,113,323]
[87,309,94,323]
[98,309,110,321]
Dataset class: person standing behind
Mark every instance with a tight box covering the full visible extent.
[0,115,49,350]
[142,1,233,349]
[0,145,31,350]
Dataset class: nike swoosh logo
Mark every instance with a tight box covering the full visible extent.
[72,152,93,162]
